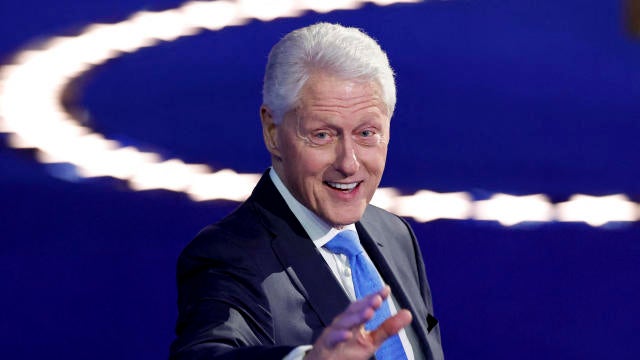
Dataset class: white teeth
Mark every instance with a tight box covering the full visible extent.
[327,182,358,190]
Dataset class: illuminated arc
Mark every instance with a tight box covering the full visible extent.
[0,0,638,226]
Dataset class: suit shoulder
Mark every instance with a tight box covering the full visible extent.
[181,201,271,260]
[363,204,413,233]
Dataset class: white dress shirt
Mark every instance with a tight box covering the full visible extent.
[270,169,415,360]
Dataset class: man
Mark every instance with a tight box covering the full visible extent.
[170,23,443,360]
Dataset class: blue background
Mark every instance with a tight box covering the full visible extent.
[1,1,639,359]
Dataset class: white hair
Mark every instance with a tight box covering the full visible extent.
[262,22,396,123]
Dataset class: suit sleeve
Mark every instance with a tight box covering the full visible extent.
[169,228,294,360]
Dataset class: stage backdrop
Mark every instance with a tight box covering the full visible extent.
[1,1,639,359]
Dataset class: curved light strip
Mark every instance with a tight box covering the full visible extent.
[0,0,638,226]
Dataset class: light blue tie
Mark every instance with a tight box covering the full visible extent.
[324,230,408,360]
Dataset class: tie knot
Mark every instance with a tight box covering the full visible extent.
[324,230,363,258]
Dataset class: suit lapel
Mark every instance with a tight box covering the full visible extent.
[271,231,351,327]
[250,173,351,327]
[357,212,432,348]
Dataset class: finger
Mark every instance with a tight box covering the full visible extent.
[331,289,387,330]
[377,285,391,300]
[330,302,375,331]
[360,285,391,303]
[353,286,390,313]
[323,328,353,348]
[370,309,413,346]
[356,286,389,310]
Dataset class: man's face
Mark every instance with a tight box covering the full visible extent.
[261,73,390,227]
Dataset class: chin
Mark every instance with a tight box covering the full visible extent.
[326,210,366,227]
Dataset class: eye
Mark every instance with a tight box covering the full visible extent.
[355,127,383,146]
[314,131,330,140]
[307,129,335,146]
[360,129,374,137]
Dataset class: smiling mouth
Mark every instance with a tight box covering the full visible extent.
[325,181,361,192]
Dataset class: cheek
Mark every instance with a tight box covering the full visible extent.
[360,147,387,171]
[283,151,331,196]
[298,149,334,171]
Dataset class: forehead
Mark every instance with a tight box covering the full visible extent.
[297,73,388,118]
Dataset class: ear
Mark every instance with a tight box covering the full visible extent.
[260,105,281,158]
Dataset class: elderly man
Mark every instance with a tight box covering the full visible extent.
[170,23,443,360]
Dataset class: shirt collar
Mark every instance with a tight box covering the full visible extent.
[269,168,357,249]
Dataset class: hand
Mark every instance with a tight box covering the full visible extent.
[304,286,412,360]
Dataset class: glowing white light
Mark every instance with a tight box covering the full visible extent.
[187,169,261,201]
[37,132,119,165]
[127,10,201,42]
[83,22,159,54]
[73,147,162,179]
[392,190,472,222]
[64,25,123,64]
[298,0,362,13]
[127,159,211,192]
[370,187,401,211]
[556,194,639,226]
[180,1,246,31]
[474,194,554,226]
[238,0,302,21]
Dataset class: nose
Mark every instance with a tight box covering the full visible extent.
[333,136,360,176]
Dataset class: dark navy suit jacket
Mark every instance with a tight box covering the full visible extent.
[170,173,443,359]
